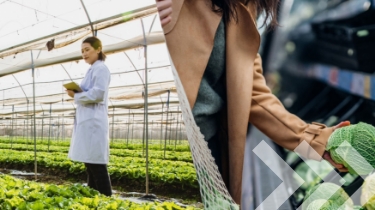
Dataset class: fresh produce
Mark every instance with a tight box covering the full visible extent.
[0,138,191,152]
[0,137,199,197]
[301,182,353,210]
[0,174,200,209]
[305,199,344,210]
[361,173,375,210]
[327,122,375,175]
[0,142,193,163]
[294,160,333,190]
[0,149,199,189]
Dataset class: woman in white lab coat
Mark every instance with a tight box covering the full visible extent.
[66,36,112,196]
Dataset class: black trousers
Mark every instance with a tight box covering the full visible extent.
[207,133,223,174]
[84,163,112,196]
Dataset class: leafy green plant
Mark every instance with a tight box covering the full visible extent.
[360,173,375,210]
[0,175,201,210]
[294,160,333,190]
[0,138,191,152]
[302,182,353,210]
[327,122,375,175]
[0,149,199,189]
[0,143,193,163]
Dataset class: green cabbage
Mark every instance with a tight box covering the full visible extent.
[305,199,349,210]
[302,182,353,210]
[305,199,330,210]
[361,173,375,210]
[294,160,333,190]
[327,122,375,175]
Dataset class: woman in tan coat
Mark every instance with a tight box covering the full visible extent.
[157,0,349,205]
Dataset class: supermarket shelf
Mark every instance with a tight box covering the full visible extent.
[311,0,375,23]
[286,62,375,101]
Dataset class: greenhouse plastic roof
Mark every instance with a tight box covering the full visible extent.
[0,0,181,127]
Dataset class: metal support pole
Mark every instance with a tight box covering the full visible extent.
[7,120,12,141]
[79,0,95,36]
[141,18,150,195]
[60,64,74,81]
[41,111,44,141]
[51,124,55,146]
[31,50,38,180]
[179,114,183,144]
[23,120,25,140]
[15,113,18,142]
[175,106,179,149]
[11,74,29,142]
[168,117,172,144]
[148,14,157,34]
[131,113,134,144]
[62,114,65,141]
[11,105,14,149]
[160,102,164,148]
[127,109,130,146]
[8,119,10,142]
[117,127,119,142]
[27,101,29,148]
[164,90,170,159]
[48,103,52,152]
[142,101,145,157]
[57,115,60,142]
[112,107,115,143]
[150,120,153,142]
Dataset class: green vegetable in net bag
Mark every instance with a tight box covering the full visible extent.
[302,182,353,210]
[327,122,375,175]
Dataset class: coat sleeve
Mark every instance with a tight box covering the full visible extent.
[74,64,110,105]
[249,54,334,160]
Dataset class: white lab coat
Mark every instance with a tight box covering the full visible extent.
[68,60,111,164]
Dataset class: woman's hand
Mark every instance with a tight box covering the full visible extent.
[156,0,172,27]
[323,121,350,172]
[66,90,75,98]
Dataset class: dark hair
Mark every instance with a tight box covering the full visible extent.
[82,36,106,61]
[211,0,279,28]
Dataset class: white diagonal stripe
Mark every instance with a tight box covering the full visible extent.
[294,141,345,209]
[335,141,375,207]
[336,141,374,175]
[253,140,304,210]
[294,140,342,183]
[297,185,340,210]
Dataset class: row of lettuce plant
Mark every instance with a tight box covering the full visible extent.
[0,149,199,189]
[0,138,191,152]
[0,143,193,163]
[0,174,201,210]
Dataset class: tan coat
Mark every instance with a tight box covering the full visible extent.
[162,0,334,205]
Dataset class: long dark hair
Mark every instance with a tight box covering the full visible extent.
[82,36,106,61]
[211,0,279,28]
